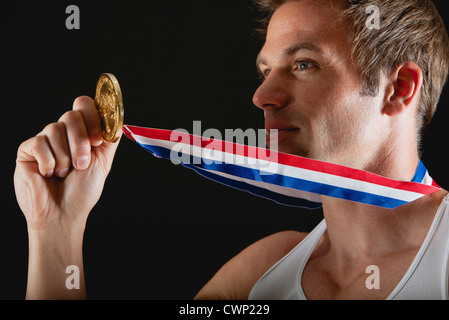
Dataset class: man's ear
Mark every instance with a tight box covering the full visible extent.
[383,62,423,117]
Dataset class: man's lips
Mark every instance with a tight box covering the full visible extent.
[265,121,298,130]
[265,125,299,132]
[264,127,299,149]
[265,127,299,144]
[277,128,299,132]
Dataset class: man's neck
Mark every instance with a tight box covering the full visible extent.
[319,164,446,265]
[321,198,417,258]
[319,150,433,260]
[361,144,420,182]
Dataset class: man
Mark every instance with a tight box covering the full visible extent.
[14,0,449,299]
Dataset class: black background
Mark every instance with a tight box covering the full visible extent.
[2,1,449,299]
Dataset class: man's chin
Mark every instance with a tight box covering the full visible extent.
[266,130,304,155]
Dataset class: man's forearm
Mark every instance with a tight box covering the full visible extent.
[26,225,86,300]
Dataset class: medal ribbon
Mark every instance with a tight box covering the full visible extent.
[123,125,440,210]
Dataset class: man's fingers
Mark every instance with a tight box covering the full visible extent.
[17,136,56,177]
[58,110,91,170]
[16,95,112,178]
[39,122,71,178]
[73,96,103,147]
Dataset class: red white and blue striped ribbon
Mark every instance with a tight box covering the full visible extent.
[123,125,439,210]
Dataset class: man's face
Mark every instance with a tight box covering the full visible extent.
[253,0,385,169]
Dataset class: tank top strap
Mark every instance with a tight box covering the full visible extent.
[248,219,327,300]
[389,193,449,300]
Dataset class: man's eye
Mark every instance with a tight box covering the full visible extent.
[258,69,271,81]
[263,69,271,78]
[295,60,315,71]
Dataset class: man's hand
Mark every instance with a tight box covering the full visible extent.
[14,96,120,299]
[14,96,119,229]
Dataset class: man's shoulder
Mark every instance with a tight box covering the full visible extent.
[233,230,308,275]
[231,230,309,276]
[194,230,308,300]
[244,230,309,260]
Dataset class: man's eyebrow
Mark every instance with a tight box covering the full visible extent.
[256,42,325,67]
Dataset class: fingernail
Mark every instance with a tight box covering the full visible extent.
[57,168,69,178]
[45,170,54,178]
[91,137,103,147]
[76,155,89,170]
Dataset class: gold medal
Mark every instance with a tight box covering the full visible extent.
[94,73,124,143]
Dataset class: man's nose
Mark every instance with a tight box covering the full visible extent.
[252,73,290,110]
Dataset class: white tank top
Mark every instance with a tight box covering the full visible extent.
[249,193,449,300]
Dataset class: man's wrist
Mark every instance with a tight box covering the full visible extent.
[26,212,87,237]
[26,219,87,300]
